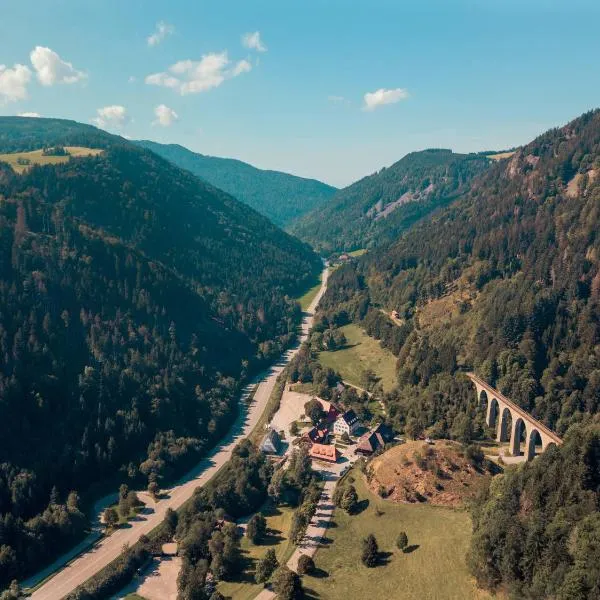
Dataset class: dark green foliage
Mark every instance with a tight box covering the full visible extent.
[103,507,118,528]
[304,398,324,425]
[246,512,267,544]
[340,485,358,514]
[296,553,314,575]
[255,548,279,583]
[0,117,320,587]
[396,531,408,551]
[468,424,600,599]
[272,565,304,600]
[135,140,337,227]
[361,534,379,567]
[291,149,490,253]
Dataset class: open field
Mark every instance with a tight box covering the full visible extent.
[317,324,397,392]
[0,146,103,173]
[305,469,495,600]
[217,503,296,600]
[297,272,323,311]
[348,248,367,257]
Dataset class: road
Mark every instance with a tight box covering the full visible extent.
[27,266,329,600]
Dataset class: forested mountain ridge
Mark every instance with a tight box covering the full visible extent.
[290,148,491,253]
[135,140,337,227]
[0,118,321,587]
[319,109,600,598]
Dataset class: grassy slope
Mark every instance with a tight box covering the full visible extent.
[317,323,398,392]
[297,272,323,311]
[217,503,296,600]
[306,470,495,600]
[0,146,103,172]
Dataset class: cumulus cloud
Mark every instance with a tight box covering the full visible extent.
[0,63,31,103]
[92,105,129,130]
[147,21,175,47]
[18,112,41,117]
[145,51,251,95]
[363,87,409,111]
[242,31,267,52]
[30,46,86,86]
[153,104,178,127]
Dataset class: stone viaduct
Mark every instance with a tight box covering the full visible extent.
[467,372,562,461]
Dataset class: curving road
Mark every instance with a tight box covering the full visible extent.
[26,266,329,600]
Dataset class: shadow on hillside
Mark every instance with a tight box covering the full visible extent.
[403,544,420,554]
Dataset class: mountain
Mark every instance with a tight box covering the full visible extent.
[290,149,491,254]
[319,109,600,598]
[135,140,337,227]
[0,117,321,587]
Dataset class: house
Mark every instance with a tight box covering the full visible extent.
[333,409,360,436]
[304,423,330,445]
[309,443,339,463]
[355,423,395,455]
[391,310,400,320]
[259,428,282,454]
[315,397,340,423]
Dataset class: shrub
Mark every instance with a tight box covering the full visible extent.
[361,534,378,567]
[396,531,408,551]
[296,554,315,575]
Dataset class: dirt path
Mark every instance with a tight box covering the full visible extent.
[26,266,329,600]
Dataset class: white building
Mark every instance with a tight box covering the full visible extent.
[333,409,360,436]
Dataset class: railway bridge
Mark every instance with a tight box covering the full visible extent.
[467,373,562,460]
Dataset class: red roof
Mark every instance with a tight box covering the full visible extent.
[309,443,339,462]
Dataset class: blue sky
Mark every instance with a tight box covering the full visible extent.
[1,0,599,187]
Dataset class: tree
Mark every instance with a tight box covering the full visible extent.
[104,507,119,528]
[246,513,267,544]
[148,480,160,499]
[361,534,378,567]
[290,421,299,436]
[340,485,358,514]
[272,565,304,599]
[396,531,408,552]
[304,399,324,425]
[296,554,314,575]
[118,484,130,518]
[255,548,279,583]
[164,507,178,535]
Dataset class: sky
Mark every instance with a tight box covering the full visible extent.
[1,0,599,187]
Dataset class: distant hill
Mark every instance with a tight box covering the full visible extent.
[290,149,491,253]
[0,117,321,587]
[135,140,337,227]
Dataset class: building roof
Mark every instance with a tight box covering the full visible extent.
[260,428,281,452]
[309,443,339,461]
[305,425,329,443]
[339,409,359,426]
[372,422,394,442]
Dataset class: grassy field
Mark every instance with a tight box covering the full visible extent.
[486,151,515,161]
[348,248,367,257]
[297,272,323,311]
[317,324,398,393]
[217,503,296,600]
[305,470,495,600]
[0,146,103,173]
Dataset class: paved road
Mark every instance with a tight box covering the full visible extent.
[27,266,329,600]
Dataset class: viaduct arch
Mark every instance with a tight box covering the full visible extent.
[467,373,562,460]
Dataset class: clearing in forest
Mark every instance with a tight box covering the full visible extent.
[0,146,103,173]
[317,323,397,392]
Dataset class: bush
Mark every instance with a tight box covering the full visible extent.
[272,565,304,599]
[396,531,408,551]
[255,548,279,584]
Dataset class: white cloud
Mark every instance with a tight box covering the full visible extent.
[0,64,31,103]
[153,104,178,127]
[231,59,252,77]
[363,87,409,111]
[242,31,267,52]
[18,112,41,117]
[145,51,251,95]
[92,105,129,130]
[147,21,175,47]
[30,46,86,86]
